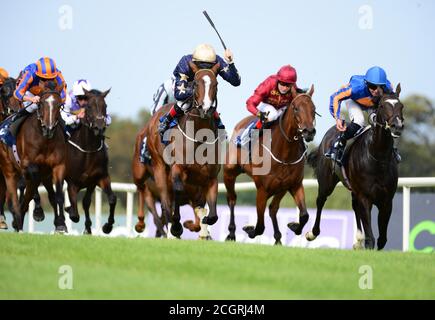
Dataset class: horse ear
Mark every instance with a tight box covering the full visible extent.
[189,61,199,74]
[395,83,401,97]
[212,63,221,75]
[291,84,298,98]
[307,84,315,97]
[102,88,111,98]
[39,80,46,90]
[83,88,91,96]
[55,82,64,93]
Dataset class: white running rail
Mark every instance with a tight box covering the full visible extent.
[27,178,435,251]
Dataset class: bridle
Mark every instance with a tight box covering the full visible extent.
[278,93,316,143]
[372,96,403,138]
[36,90,63,130]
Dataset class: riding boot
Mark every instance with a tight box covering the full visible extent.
[325,122,361,166]
[393,137,401,162]
[213,111,225,130]
[140,137,152,164]
[158,103,183,136]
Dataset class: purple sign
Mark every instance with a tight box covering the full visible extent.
[139,205,357,249]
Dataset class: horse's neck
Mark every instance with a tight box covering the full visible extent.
[369,124,393,159]
[72,123,103,149]
[270,112,300,159]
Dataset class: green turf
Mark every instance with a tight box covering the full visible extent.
[0,233,434,300]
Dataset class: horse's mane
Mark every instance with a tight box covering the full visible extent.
[89,89,102,95]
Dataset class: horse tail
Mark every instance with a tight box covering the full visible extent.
[307,148,319,177]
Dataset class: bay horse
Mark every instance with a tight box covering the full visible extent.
[0,77,21,229]
[306,84,404,250]
[63,88,117,235]
[145,62,223,238]
[132,126,209,238]
[0,80,67,232]
[224,85,316,244]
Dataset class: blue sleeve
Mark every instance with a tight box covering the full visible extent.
[172,56,193,101]
[216,55,241,87]
[329,84,352,119]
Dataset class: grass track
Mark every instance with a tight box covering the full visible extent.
[0,233,434,299]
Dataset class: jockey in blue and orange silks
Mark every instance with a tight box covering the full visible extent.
[324,66,401,164]
[0,57,67,144]
[157,43,241,135]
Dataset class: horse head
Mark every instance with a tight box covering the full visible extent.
[372,83,404,138]
[82,88,110,136]
[0,77,21,116]
[189,61,219,119]
[37,80,63,139]
[287,84,316,142]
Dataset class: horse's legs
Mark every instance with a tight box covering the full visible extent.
[170,199,183,238]
[223,165,241,241]
[98,176,117,234]
[351,192,365,249]
[52,166,67,233]
[144,186,166,237]
[4,175,21,231]
[306,176,340,241]
[269,191,286,245]
[82,185,96,235]
[377,199,393,250]
[65,183,80,223]
[287,183,309,235]
[19,178,39,231]
[243,188,268,239]
[0,175,7,229]
[153,165,173,235]
[202,178,219,226]
[32,189,45,222]
[358,197,375,249]
[135,185,147,233]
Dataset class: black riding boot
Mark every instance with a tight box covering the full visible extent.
[325,122,361,166]
[158,103,183,136]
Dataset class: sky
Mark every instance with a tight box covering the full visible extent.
[2,0,435,143]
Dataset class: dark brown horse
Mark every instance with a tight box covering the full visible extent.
[145,63,222,238]
[63,89,116,235]
[224,85,316,244]
[132,126,209,238]
[0,80,67,232]
[306,84,404,250]
[0,77,21,229]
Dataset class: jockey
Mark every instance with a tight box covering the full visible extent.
[238,65,303,145]
[150,76,176,115]
[324,66,401,165]
[61,79,112,132]
[0,68,9,86]
[157,44,241,135]
[0,57,67,144]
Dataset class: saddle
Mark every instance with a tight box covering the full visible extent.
[333,125,371,190]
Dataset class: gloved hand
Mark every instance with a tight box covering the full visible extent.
[257,111,268,122]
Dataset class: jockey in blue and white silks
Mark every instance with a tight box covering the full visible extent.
[325,66,401,164]
[157,43,241,135]
[61,79,112,131]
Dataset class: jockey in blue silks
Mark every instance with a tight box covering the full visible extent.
[325,66,401,165]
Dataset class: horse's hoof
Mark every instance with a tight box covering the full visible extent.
[225,234,236,242]
[102,223,113,234]
[242,225,256,239]
[202,215,218,226]
[0,216,8,230]
[170,223,183,238]
[69,214,80,223]
[287,222,301,235]
[155,229,167,238]
[199,235,212,241]
[274,239,282,246]
[12,220,19,231]
[83,228,92,235]
[305,231,317,241]
[33,207,45,222]
[55,225,68,234]
[135,222,145,233]
[353,241,364,250]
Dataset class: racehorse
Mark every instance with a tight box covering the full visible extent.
[132,126,209,238]
[0,80,67,232]
[306,84,404,250]
[224,85,316,244]
[145,62,223,238]
[0,77,21,229]
[63,88,117,235]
